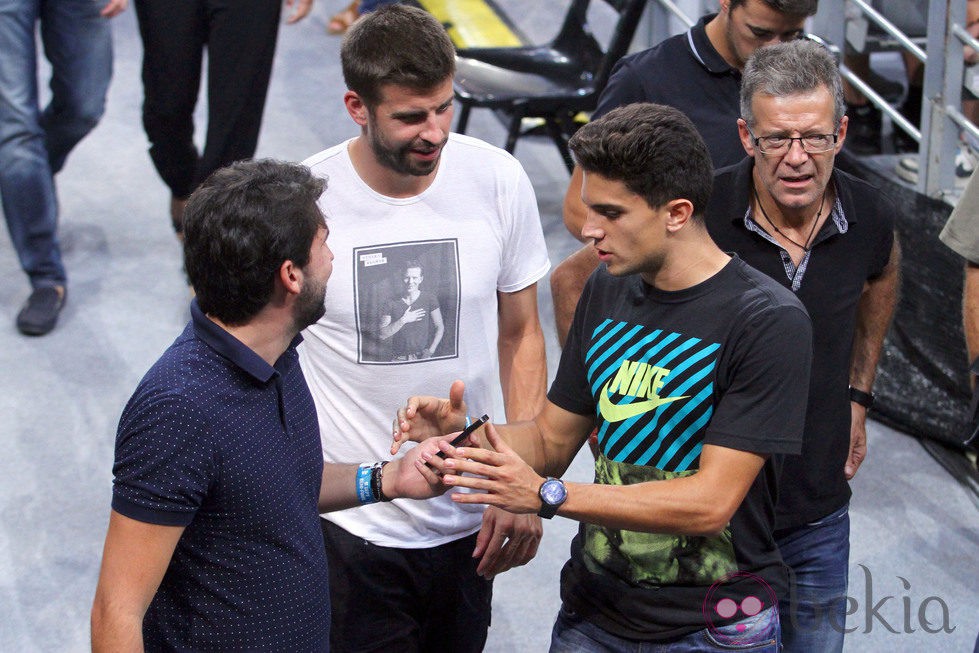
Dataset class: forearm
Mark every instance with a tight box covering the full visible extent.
[91,604,144,653]
[490,420,552,476]
[90,512,181,653]
[379,317,402,340]
[964,263,979,364]
[318,463,364,512]
[498,335,547,422]
[558,475,735,537]
[496,284,548,420]
[428,324,444,355]
[319,446,447,512]
[850,239,900,390]
[563,166,588,241]
[550,245,599,347]
[319,462,405,512]
[489,404,591,479]
[444,440,762,535]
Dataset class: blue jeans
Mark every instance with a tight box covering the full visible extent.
[549,604,781,652]
[0,0,112,288]
[776,502,850,653]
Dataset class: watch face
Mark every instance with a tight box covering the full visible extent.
[540,479,567,505]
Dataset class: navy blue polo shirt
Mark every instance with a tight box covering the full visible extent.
[112,300,330,651]
[594,14,747,169]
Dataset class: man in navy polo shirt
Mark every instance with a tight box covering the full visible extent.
[90,159,450,651]
[707,41,899,651]
[551,0,817,346]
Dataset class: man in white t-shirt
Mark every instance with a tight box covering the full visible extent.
[299,5,550,651]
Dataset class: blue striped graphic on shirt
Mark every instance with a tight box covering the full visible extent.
[586,318,720,471]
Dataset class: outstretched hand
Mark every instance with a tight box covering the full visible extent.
[437,422,545,515]
[391,379,468,455]
[385,434,461,500]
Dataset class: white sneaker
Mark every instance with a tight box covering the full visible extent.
[894,146,976,187]
[956,145,976,187]
[895,155,919,184]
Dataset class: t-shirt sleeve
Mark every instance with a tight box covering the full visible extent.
[111,386,215,527]
[941,172,979,263]
[706,303,812,456]
[498,163,551,293]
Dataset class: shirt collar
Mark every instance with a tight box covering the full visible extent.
[742,192,848,243]
[190,299,303,384]
[687,14,737,76]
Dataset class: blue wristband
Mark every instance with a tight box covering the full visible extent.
[356,463,375,504]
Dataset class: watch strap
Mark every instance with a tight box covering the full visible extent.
[538,499,559,519]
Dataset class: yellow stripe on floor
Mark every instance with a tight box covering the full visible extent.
[418,0,523,48]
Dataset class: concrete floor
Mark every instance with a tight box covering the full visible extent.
[0,2,976,651]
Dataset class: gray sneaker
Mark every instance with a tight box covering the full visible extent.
[16,286,66,336]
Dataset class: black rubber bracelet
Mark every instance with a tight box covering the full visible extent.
[370,461,391,502]
[848,386,875,409]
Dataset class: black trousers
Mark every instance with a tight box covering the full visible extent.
[320,518,493,653]
[133,0,281,199]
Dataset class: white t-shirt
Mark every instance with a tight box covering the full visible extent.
[300,134,550,547]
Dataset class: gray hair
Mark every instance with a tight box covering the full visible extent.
[740,40,845,127]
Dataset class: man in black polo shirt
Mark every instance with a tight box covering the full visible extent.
[90,159,450,651]
[707,41,899,652]
[551,0,817,346]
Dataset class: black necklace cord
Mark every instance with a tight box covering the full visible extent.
[752,184,826,253]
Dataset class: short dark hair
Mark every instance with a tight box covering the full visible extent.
[740,39,844,127]
[341,4,456,106]
[183,159,326,325]
[729,0,818,17]
[569,103,714,219]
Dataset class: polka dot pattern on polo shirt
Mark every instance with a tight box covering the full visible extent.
[112,317,331,650]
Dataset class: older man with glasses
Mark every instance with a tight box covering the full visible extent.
[706,39,900,652]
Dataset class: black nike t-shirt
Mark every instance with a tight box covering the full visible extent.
[547,256,812,641]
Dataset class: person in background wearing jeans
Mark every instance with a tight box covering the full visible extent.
[0,0,126,336]
[707,40,900,651]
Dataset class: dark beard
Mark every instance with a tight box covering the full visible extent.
[293,279,326,331]
[368,130,442,177]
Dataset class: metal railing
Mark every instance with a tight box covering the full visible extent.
[635,0,975,201]
[813,0,976,199]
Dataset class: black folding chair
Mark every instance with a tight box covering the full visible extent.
[453,0,648,172]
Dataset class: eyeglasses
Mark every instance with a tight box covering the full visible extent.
[747,129,839,155]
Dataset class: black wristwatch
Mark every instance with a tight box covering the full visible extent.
[537,477,567,519]
[848,386,875,409]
